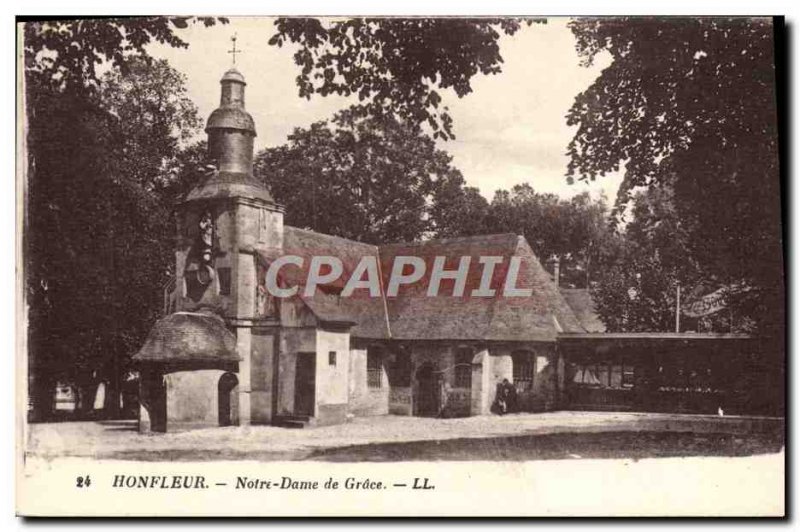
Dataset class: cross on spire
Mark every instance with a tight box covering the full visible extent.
[228,34,241,65]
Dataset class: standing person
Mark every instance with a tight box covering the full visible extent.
[501,378,518,414]
[492,380,507,415]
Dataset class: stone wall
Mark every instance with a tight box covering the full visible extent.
[314,329,350,424]
[486,344,558,412]
[470,349,492,415]
[164,369,227,429]
[347,344,389,417]
[250,328,276,423]
[388,387,412,415]
[344,341,561,419]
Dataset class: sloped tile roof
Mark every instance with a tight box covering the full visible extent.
[560,288,607,333]
[281,226,390,339]
[280,227,583,342]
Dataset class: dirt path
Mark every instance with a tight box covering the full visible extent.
[24,411,784,462]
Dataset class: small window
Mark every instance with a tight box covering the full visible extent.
[367,348,382,388]
[454,347,473,389]
[622,362,635,388]
[258,209,268,243]
[329,351,337,367]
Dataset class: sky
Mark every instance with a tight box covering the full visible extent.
[148,17,623,203]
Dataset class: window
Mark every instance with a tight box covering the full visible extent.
[329,351,336,367]
[367,348,382,388]
[573,363,602,386]
[512,351,535,392]
[454,347,473,389]
[573,360,635,389]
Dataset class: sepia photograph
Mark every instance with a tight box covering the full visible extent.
[15,13,786,517]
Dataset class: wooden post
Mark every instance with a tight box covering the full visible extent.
[675,284,681,333]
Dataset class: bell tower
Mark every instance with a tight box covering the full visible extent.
[174,65,284,425]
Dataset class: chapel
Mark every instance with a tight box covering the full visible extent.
[133,68,777,432]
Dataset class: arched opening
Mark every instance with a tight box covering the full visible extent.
[218,372,239,426]
[139,369,167,433]
[414,363,442,417]
[454,347,474,389]
[512,350,535,393]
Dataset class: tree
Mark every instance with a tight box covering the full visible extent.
[24,17,223,91]
[592,184,703,332]
[24,46,204,418]
[428,183,491,238]
[567,17,783,336]
[268,17,544,140]
[99,59,202,191]
[478,184,614,288]
[24,18,223,419]
[254,105,468,244]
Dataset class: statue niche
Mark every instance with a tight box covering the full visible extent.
[184,210,218,302]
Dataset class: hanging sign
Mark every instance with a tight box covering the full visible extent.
[682,286,730,318]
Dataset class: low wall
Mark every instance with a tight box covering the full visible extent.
[166,370,227,427]
[348,346,390,417]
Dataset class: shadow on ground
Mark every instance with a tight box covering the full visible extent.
[103,430,784,462]
[307,431,785,462]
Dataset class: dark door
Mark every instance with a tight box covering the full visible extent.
[415,364,441,417]
[218,372,239,426]
[294,353,316,416]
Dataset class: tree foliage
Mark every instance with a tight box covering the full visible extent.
[24,19,209,417]
[254,105,469,244]
[429,182,491,239]
[268,17,544,140]
[24,17,224,90]
[567,17,783,336]
[591,184,699,332]
[256,106,614,287]
[266,16,783,335]
[480,185,616,288]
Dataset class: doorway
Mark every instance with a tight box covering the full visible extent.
[218,372,239,426]
[415,363,441,417]
[294,353,316,416]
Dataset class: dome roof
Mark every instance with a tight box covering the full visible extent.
[221,68,246,84]
[206,106,256,134]
[133,312,239,366]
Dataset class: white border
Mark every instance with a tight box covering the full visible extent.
[5,2,796,529]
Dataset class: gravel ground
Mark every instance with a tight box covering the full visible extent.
[24,411,784,462]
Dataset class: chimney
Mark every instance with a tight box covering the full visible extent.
[553,257,560,288]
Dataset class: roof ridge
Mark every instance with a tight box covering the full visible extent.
[284,225,379,249]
